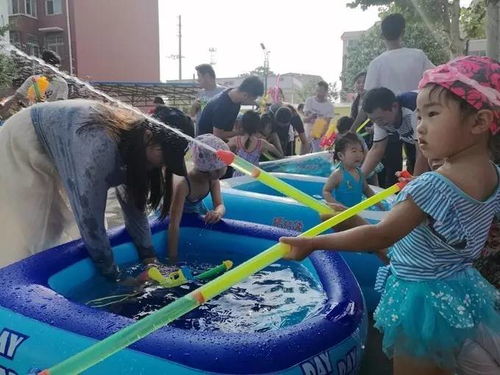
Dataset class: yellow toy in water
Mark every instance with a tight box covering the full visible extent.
[144,261,234,288]
[146,267,188,288]
[26,76,50,103]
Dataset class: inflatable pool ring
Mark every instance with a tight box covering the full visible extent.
[0,215,368,374]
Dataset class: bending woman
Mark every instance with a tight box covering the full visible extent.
[0,99,191,281]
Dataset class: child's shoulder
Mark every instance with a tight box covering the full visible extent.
[327,168,343,181]
[173,175,189,190]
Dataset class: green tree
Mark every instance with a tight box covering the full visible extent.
[341,22,449,95]
[347,0,464,56]
[461,0,486,39]
[239,65,276,78]
[0,26,17,90]
[295,80,339,103]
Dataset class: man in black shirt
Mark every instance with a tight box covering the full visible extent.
[197,76,264,140]
[270,104,310,155]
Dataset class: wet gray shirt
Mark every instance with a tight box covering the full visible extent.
[30,99,154,279]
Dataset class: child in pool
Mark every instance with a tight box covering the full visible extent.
[228,110,283,176]
[167,134,228,265]
[258,112,284,159]
[336,116,384,184]
[281,56,500,375]
[322,132,381,210]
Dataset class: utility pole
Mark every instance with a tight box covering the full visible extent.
[178,15,182,80]
[209,47,217,66]
[260,43,270,93]
[168,15,184,80]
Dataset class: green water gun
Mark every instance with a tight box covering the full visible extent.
[144,260,233,288]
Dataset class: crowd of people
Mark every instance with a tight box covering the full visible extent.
[0,11,499,375]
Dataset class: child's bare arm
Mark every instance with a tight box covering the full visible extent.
[363,180,385,210]
[226,136,237,152]
[322,171,342,205]
[262,139,284,158]
[205,179,225,224]
[280,197,425,261]
[269,133,284,156]
[167,180,188,264]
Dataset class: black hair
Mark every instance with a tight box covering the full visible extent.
[41,50,61,66]
[195,64,216,79]
[85,104,190,220]
[337,116,354,134]
[381,13,405,41]
[153,106,195,138]
[117,122,189,220]
[333,133,364,162]
[297,103,304,112]
[153,96,165,105]
[260,112,277,133]
[362,87,397,113]
[239,76,264,97]
[353,71,367,83]
[271,105,292,125]
[241,110,261,148]
[317,81,329,90]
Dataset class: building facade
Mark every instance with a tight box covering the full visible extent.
[0,0,9,40]
[8,0,160,81]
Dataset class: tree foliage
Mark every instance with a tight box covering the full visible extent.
[292,80,339,103]
[0,26,17,90]
[341,22,449,94]
[239,65,276,78]
[461,0,486,39]
[347,0,481,56]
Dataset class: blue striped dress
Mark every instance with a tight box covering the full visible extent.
[374,169,500,369]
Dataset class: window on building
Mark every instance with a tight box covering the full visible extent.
[45,33,64,56]
[9,0,20,15]
[26,34,40,57]
[46,0,62,15]
[9,31,21,47]
[25,0,37,17]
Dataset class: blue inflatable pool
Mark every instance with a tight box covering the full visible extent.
[0,215,366,374]
[206,173,394,312]
[260,152,333,177]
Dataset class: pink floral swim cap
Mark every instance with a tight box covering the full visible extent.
[191,134,229,172]
[419,55,500,134]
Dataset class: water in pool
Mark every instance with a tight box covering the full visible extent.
[262,155,334,177]
[67,261,326,333]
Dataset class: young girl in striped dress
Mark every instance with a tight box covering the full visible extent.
[228,110,283,177]
[280,56,500,375]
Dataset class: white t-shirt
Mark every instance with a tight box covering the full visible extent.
[17,75,68,102]
[373,107,417,144]
[303,96,334,122]
[364,48,434,95]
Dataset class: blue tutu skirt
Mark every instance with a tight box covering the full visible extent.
[374,267,500,369]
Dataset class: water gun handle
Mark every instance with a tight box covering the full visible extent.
[195,260,233,281]
[31,77,42,101]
